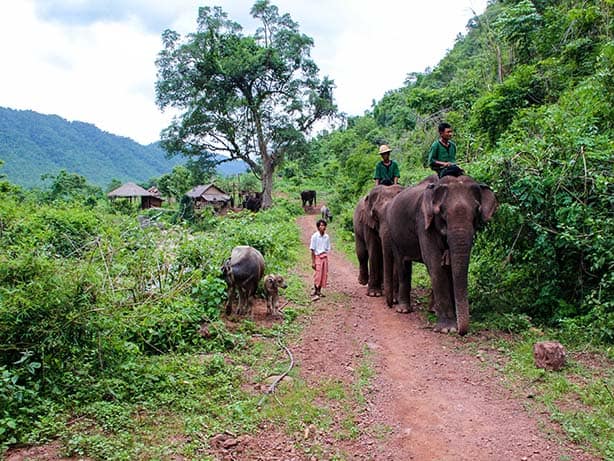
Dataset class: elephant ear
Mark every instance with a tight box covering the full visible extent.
[478,184,498,222]
[421,184,448,230]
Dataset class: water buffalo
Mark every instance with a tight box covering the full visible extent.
[263,274,287,318]
[301,190,317,207]
[221,246,265,315]
[243,192,262,212]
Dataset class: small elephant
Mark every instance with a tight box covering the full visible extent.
[353,184,404,299]
[301,190,317,207]
[385,174,497,335]
[221,246,265,316]
[263,274,287,318]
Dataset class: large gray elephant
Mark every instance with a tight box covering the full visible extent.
[385,174,497,335]
[353,184,404,298]
[221,246,265,315]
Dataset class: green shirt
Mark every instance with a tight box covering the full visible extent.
[374,160,400,185]
[428,139,457,171]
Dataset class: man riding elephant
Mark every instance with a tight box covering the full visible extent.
[374,144,400,186]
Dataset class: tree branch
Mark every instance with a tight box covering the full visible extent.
[257,338,294,407]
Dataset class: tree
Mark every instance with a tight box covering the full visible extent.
[157,165,193,202]
[41,170,102,203]
[155,0,337,208]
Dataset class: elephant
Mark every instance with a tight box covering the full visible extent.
[301,190,317,207]
[221,246,265,316]
[353,184,404,298]
[384,174,497,335]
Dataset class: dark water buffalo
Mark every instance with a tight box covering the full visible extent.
[243,195,262,211]
[301,190,317,207]
[221,246,265,315]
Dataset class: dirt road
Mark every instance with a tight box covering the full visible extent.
[273,213,596,461]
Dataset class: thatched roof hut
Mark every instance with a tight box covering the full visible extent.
[108,182,163,209]
[108,182,151,197]
[185,184,232,211]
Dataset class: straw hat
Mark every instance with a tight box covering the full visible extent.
[378,144,392,154]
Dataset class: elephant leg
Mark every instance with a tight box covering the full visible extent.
[392,264,399,305]
[395,257,413,313]
[367,230,383,297]
[429,265,457,333]
[382,237,396,307]
[355,237,369,285]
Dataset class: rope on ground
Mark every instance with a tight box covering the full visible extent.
[257,338,294,408]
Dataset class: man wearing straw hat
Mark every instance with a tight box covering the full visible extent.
[374,144,400,186]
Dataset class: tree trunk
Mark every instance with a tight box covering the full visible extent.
[252,104,274,209]
[496,44,503,83]
[261,156,274,209]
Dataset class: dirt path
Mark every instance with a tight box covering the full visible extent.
[275,213,597,461]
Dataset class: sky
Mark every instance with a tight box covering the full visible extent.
[0,0,488,145]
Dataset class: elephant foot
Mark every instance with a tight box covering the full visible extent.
[395,304,413,314]
[386,298,399,308]
[358,276,368,285]
[433,319,458,334]
[367,289,383,297]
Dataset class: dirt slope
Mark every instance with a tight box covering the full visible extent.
[265,212,597,461]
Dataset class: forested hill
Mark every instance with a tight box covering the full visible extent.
[0,107,246,188]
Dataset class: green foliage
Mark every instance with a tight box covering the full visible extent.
[41,170,103,205]
[470,64,546,144]
[0,175,302,453]
[493,0,542,62]
[157,165,194,202]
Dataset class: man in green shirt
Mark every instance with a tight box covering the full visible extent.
[374,144,400,186]
[428,122,463,177]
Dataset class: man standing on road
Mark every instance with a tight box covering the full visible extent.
[374,144,400,186]
[310,219,331,300]
[428,122,463,177]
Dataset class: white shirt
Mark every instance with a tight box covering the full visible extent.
[310,231,331,255]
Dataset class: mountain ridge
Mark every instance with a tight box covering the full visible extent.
[0,107,246,188]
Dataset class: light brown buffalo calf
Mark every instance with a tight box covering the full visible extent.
[263,274,287,318]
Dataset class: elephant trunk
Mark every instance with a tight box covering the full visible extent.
[447,230,473,336]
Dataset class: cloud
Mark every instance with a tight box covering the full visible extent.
[0,0,487,144]
[34,0,185,33]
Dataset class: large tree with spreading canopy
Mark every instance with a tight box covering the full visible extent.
[155,0,336,208]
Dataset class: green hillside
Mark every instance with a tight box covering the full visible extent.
[298,0,613,341]
[0,107,246,188]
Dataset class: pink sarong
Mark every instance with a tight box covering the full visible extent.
[313,253,328,288]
